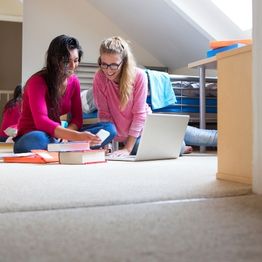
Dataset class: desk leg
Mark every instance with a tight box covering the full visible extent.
[199,66,206,153]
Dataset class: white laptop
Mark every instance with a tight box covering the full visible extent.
[106,113,189,161]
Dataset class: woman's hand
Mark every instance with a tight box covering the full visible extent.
[79,131,102,146]
[108,148,130,157]
[54,126,101,145]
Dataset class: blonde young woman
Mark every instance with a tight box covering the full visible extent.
[93,36,217,156]
[93,36,151,156]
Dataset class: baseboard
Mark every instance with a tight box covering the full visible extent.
[216,172,252,185]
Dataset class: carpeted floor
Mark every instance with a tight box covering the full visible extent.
[0,194,262,262]
[1,153,260,262]
[0,154,251,213]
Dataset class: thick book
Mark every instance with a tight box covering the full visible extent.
[59,149,106,164]
[206,43,246,58]
[47,142,90,152]
[3,150,59,164]
[209,39,252,49]
[0,142,14,153]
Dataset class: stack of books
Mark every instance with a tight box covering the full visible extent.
[207,39,252,58]
[47,142,106,165]
[1,142,106,165]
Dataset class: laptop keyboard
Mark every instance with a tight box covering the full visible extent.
[106,154,136,161]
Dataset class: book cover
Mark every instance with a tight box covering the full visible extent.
[3,150,58,164]
[209,39,252,49]
[0,142,14,153]
[59,149,106,165]
[206,43,246,58]
[47,142,90,152]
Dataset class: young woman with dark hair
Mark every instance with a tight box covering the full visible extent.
[14,35,116,153]
[0,85,22,142]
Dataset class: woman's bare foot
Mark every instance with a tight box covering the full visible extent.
[183,146,193,154]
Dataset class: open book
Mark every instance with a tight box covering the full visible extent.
[3,150,58,164]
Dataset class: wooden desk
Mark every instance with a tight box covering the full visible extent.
[217,45,252,184]
[189,45,252,184]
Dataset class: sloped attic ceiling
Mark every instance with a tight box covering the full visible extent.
[88,0,212,71]
[88,0,252,71]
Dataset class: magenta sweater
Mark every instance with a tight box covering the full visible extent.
[93,68,151,142]
[0,102,21,137]
[17,74,83,137]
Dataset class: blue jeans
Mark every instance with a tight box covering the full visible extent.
[14,122,117,153]
[180,126,217,154]
[184,126,217,146]
[0,136,8,142]
[13,131,58,153]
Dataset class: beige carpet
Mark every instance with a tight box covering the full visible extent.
[0,154,251,213]
[0,194,262,262]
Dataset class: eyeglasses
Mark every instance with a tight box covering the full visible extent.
[99,61,122,70]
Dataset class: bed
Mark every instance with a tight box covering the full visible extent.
[78,65,217,129]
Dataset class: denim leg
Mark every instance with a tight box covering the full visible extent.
[184,126,217,147]
[0,136,7,142]
[13,131,58,153]
[81,121,117,148]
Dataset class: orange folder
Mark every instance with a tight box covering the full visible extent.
[209,39,252,49]
[3,150,58,164]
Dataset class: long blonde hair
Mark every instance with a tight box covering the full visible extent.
[99,36,136,109]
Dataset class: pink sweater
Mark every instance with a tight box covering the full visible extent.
[93,68,151,142]
[17,74,83,137]
[0,102,21,137]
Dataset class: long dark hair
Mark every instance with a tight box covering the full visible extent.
[4,85,22,111]
[41,35,83,119]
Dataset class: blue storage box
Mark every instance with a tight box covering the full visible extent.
[207,43,246,58]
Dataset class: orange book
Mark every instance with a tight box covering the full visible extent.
[3,150,58,164]
[209,39,252,49]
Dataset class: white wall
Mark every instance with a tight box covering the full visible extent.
[22,0,162,83]
[171,66,217,77]
[252,0,262,193]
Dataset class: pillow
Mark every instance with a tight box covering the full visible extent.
[81,88,97,114]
